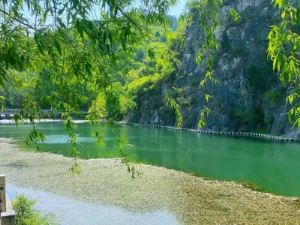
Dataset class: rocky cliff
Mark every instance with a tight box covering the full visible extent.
[129,0,300,138]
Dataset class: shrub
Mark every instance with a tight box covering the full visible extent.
[229,8,241,23]
[13,195,56,225]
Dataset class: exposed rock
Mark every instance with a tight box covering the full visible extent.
[129,0,298,137]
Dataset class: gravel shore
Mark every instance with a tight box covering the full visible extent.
[0,138,300,225]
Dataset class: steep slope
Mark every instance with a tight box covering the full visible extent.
[129,0,299,137]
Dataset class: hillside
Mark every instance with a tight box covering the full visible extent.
[128,0,299,138]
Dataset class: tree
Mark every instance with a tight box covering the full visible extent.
[0,0,180,121]
[267,0,300,126]
[0,0,177,172]
[0,0,176,113]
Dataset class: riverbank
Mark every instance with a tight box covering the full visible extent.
[8,184,179,225]
[0,119,88,124]
[0,138,300,224]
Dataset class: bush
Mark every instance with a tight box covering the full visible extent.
[13,195,56,225]
[229,8,241,23]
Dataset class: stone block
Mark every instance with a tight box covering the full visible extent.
[1,212,15,225]
[0,175,6,213]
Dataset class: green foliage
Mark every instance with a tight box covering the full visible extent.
[0,26,34,86]
[22,97,41,123]
[127,73,161,94]
[117,137,139,178]
[64,117,80,174]
[0,0,181,175]
[13,195,56,225]
[199,70,218,88]
[188,0,222,67]
[268,0,300,127]
[0,0,175,57]
[0,95,5,112]
[95,130,104,144]
[87,92,107,122]
[188,0,222,128]
[125,24,182,97]
[0,71,38,110]
[0,0,183,178]
[117,137,128,150]
[165,87,184,128]
[122,22,184,129]
[167,98,183,128]
[198,107,210,128]
[229,8,241,23]
[0,0,181,126]
[25,127,45,151]
[0,0,177,116]
[69,162,81,175]
[105,82,136,120]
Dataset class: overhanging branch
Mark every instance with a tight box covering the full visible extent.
[0,9,37,31]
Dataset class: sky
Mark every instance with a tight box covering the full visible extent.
[168,0,188,17]
[19,0,189,25]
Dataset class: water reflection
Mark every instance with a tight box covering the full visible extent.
[8,184,180,225]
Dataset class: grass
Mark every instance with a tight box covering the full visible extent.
[13,195,57,225]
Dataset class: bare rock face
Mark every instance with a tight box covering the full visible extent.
[129,0,297,137]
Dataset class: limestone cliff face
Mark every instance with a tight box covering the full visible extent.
[129,0,299,137]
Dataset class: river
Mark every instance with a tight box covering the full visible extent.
[0,122,299,196]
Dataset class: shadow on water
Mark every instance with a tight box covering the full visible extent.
[8,184,180,225]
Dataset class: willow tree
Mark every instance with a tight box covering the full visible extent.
[185,0,222,128]
[268,0,300,126]
[0,0,176,172]
[0,0,176,107]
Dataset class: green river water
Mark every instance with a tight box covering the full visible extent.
[0,122,300,197]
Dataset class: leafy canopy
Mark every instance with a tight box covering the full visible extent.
[0,0,177,171]
[267,0,300,126]
[0,0,177,93]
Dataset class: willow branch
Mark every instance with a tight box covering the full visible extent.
[0,9,37,31]
[115,6,143,30]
